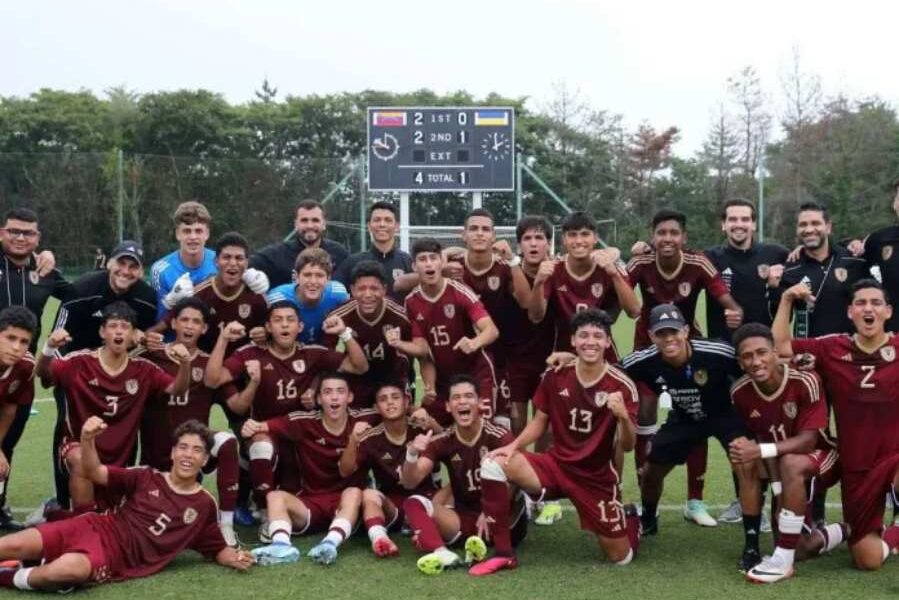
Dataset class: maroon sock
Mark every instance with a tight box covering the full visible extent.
[884,525,899,551]
[686,442,708,500]
[402,497,444,552]
[364,516,386,530]
[480,478,512,556]
[626,513,641,553]
[249,458,274,509]
[0,569,15,588]
[215,437,240,512]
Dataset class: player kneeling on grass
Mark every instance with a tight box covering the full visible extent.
[243,372,377,566]
[0,417,253,592]
[338,381,442,558]
[400,374,527,575]
[728,323,845,584]
[473,309,641,576]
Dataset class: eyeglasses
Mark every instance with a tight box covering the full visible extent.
[2,229,39,239]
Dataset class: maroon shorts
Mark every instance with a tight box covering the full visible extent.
[525,452,627,538]
[841,452,899,545]
[506,360,545,405]
[37,515,114,583]
[295,491,344,535]
[808,448,841,490]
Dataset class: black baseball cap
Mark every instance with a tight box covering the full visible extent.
[648,303,686,334]
[109,241,144,266]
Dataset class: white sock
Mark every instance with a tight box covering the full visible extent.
[882,540,891,564]
[270,519,292,545]
[774,509,804,565]
[434,547,459,565]
[820,523,845,553]
[614,548,634,566]
[368,524,388,543]
[219,511,234,526]
[13,568,32,591]
[323,517,352,547]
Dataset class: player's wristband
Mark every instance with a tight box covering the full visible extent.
[338,327,354,343]
[507,255,521,268]
[405,447,420,463]
[771,481,783,496]
[759,443,778,459]
[41,343,56,358]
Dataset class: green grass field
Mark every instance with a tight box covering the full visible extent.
[1,295,897,599]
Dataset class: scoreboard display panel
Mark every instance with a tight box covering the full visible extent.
[367,106,515,192]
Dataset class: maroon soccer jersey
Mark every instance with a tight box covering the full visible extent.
[730,366,831,449]
[356,421,438,498]
[138,348,237,470]
[532,362,637,474]
[51,351,173,466]
[223,343,343,420]
[267,408,379,494]
[323,298,411,408]
[626,250,728,349]
[90,466,225,581]
[422,420,512,513]
[0,354,35,407]
[792,334,899,472]
[462,255,516,364]
[543,258,628,355]
[504,269,555,365]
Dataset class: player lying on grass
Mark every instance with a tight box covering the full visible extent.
[36,301,191,514]
[338,381,443,558]
[773,278,899,571]
[243,372,378,566]
[400,374,527,575]
[473,309,640,576]
[0,417,253,592]
[728,323,845,583]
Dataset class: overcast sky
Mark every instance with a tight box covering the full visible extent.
[4,0,898,154]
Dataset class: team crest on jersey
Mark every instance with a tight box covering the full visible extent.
[8,381,19,394]
[443,304,455,318]
[591,283,604,298]
[594,391,609,408]
[678,282,691,297]
[125,379,139,395]
[884,246,894,261]
[880,346,896,362]
[488,276,500,291]
[292,360,306,374]
[238,303,251,319]
[783,401,798,419]
[29,271,39,285]
[183,507,198,524]
[191,367,203,382]
[757,264,770,279]
[393,268,404,281]
[693,369,708,386]
[834,268,847,283]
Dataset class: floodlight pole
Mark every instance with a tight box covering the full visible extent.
[400,193,411,252]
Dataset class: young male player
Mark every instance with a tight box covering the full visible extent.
[400,374,527,575]
[338,381,441,557]
[36,302,191,513]
[205,302,368,516]
[0,307,37,503]
[773,278,899,571]
[138,297,256,547]
[0,417,253,591]
[626,209,744,526]
[324,261,411,408]
[403,238,499,426]
[472,309,641,575]
[242,373,378,566]
[728,323,844,583]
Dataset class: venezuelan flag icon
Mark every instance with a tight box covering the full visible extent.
[474,110,509,126]
[372,111,407,127]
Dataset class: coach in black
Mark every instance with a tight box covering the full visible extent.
[0,207,70,529]
[705,199,788,342]
[769,202,867,337]
[333,201,412,302]
[854,180,899,330]
[250,199,349,287]
[45,240,157,509]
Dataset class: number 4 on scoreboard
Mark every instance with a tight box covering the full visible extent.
[413,172,423,185]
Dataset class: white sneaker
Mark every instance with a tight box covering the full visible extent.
[220,523,239,548]
[717,499,742,524]
[746,554,795,584]
[683,499,717,527]
[258,521,273,544]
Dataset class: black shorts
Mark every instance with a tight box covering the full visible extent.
[648,410,749,465]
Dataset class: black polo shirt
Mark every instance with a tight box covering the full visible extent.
[704,241,789,341]
[862,224,899,329]
[249,237,349,288]
[51,270,157,354]
[0,252,71,351]
[771,245,868,337]
[332,244,413,302]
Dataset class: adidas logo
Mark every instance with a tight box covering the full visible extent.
[723,267,732,275]
[451,453,462,462]
[92,310,103,318]
[264,363,274,370]
[655,376,666,384]
[416,313,425,321]
[149,489,159,498]
[841,353,852,362]
[559,388,570,397]
[382,452,393,461]
[558,285,568,292]
[209,308,216,315]
[749,409,761,418]
[316,438,327,446]
[89,378,99,386]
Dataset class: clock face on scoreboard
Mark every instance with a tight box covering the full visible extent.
[366,106,515,192]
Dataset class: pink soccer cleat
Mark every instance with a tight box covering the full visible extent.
[468,555,518,576]
[372,536,399,558]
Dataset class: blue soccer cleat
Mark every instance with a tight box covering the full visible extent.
[251,542,300,566]
[308,541,338,565]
